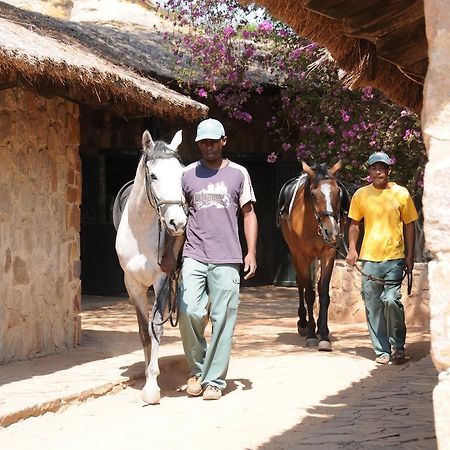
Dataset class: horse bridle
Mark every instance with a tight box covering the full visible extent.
[308,182,343,246]
[143,153,187,225]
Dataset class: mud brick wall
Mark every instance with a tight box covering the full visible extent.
[0,88,81,363]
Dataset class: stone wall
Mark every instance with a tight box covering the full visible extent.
[422,1,450,447]
[0,88,81,363]
[328,262,430,326]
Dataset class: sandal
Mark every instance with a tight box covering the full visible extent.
[391,348,406,364]
[375,354,390,365]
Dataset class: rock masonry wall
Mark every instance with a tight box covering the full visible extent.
[0,88,81,363]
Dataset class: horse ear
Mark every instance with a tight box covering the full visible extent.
[329,160,342,176]
[168,130,183,151]
[142,130,154,150]
[302,161,315,179]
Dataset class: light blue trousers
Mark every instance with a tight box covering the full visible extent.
[361,259,406,357]
[178,257,240,390]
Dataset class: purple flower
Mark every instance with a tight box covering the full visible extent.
[282,143,291,151]
[258,20,273,33]
[244,47,255,58]
[389,157,397,165]
[328,141,336,149]
[223,26,235,38]
[366,175,372,183]
[340,109,350,122]
[290,48,302,59]
[197,88,207,98]
[267,152,278,163]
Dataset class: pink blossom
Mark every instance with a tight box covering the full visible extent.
[197,88,207,98]
[267,152,278,163]
[223,26,235,38]
[258,20,273,33]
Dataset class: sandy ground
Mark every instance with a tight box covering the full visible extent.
[0,286,437,450]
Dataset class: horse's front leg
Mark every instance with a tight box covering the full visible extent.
[141,274,169,404]
[304,273,317,347]
[316,253,335,351]
[296,278,308,336]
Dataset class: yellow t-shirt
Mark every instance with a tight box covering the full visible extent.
[348,182,418,261]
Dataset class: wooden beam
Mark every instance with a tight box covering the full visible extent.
[343,0,423,39]
[376,17,428,67]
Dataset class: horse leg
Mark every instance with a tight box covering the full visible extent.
[316,253,335,352]
[124,274,158,403]
[296,279,308,336]
[304,271,318,347]
[294,259,317,346]
[141,274,170,404]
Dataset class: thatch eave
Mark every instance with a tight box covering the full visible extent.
[240,0,424,113]
[0,3,208,120]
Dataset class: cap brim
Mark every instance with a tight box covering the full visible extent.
[195,133,223,142]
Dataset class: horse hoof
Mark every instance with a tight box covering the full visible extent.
[141,387,161,404]
[306,337,319,347]
[297,326,308,336]
[318,340,332,352]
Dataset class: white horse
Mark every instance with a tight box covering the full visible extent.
[113,129,186,404]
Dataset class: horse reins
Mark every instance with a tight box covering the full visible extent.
[150,269,181,342]
[142,153,186,330]
[333,239,413,295]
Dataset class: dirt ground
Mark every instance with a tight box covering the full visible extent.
[0,286,437,450]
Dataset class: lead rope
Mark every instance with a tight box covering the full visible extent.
[334,239,413,295]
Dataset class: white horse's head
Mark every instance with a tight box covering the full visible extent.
[142,129,187,236]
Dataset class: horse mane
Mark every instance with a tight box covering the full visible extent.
[142,140,181,163]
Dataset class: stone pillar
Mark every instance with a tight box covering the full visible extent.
[422,1,450,447]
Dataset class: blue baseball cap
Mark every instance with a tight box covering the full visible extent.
[195,118,225,142]
[368,151,391,166]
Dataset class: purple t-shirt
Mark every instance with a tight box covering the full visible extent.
[182,159,256,264]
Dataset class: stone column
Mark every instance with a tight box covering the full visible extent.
[422,1,450,447]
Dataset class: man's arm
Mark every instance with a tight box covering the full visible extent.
[346,219,360,266]
[242,202,258,280]
[403,221,416,273]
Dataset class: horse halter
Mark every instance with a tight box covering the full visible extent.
[309,181,342,245]
[143,153,187,229]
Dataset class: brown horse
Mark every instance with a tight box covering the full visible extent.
[278,161,348,351]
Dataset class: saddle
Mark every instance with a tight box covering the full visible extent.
[276,174,308,226]
[276,174,352,226]
[112,180,134,230]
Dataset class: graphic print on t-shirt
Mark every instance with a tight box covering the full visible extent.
[193,181,231,209]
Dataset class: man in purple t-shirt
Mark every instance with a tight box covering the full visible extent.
[162,118,258,400]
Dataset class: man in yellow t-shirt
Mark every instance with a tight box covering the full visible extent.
[346,151,418,365]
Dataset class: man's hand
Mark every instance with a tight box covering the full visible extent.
[346,248,359,266]
[243,253,257,280]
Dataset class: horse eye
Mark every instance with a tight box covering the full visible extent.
[150,173,157,181]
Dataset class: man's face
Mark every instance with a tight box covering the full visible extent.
[197,137,226,163]
[369,162,390,188]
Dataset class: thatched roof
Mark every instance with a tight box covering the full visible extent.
[241,0,426,113]
[0,2,208,120]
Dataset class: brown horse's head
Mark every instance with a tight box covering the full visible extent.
[302,161,342,245]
